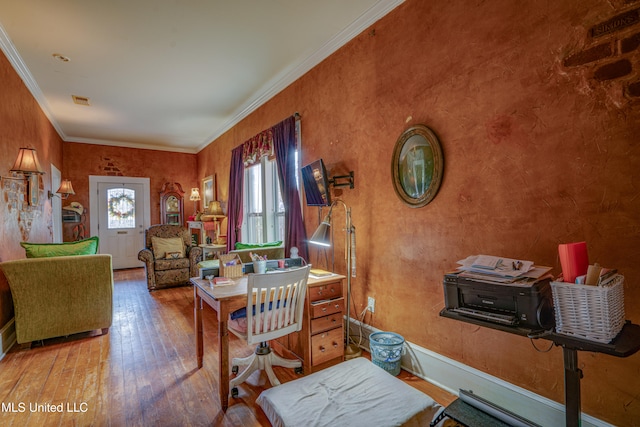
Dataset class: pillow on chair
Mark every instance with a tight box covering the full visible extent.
[21,236,99,258]
[234,241,282,250]
[151,237,185,259]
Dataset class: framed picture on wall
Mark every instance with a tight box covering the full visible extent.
[202,175,215,210]
[28,174,39,206]
[391,124,444,208]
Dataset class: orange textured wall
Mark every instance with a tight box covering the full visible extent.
[0,51,64,327]
[62,142,197,236]
[198,1,640,425]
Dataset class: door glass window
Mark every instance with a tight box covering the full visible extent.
[107,188,136,229]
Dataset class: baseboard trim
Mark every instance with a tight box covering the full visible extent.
[0,317,16,361]
[349,319,611,427]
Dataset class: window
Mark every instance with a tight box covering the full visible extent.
[242,157,284,244]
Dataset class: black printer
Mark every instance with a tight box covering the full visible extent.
[443,271,555,330]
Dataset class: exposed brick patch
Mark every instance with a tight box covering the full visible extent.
[627,80,640,96]
[591,8,640,38]
[594,59,633,80]
[621,32,640,53]
[564,43,613,67]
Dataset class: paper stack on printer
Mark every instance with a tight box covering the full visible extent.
[457,255,552,283]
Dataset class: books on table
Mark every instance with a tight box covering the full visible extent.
[211,276,234,286]
[309,268,334,279]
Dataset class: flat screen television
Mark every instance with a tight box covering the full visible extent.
[301,159,331,206]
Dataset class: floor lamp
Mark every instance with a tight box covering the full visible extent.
[308,199,362,360]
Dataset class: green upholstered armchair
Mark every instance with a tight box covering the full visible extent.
[0,254,114,347]
[138,224,202,291]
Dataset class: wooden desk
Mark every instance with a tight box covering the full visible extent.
[192,272,346,410]
[272,273,346,374]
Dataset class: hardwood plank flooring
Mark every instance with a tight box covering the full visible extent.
[0,268,455,426]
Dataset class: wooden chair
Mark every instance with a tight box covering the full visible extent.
[228,265,311,398]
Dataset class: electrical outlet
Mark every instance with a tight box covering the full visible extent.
[367,296,375,313]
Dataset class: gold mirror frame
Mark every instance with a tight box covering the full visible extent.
[391,124,444,208]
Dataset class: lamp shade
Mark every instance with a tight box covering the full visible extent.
[56,179,75,196]
[309,213,332,247]
[189,187,201,201]
[208,200,224,216]
[11,148,44,175]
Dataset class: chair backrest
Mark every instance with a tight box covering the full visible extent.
[144,224,191,250]
[245,265,311,345]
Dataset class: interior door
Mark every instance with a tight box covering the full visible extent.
[97,181,145,269]
[50,165,62,243]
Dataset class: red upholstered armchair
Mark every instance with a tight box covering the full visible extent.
[138,225,202,291]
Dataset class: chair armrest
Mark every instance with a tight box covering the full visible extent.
[187,246,203,278]
[138,248,157,289]
[138,248,154,264]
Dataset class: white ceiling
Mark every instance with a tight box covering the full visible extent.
[0,0,403,153]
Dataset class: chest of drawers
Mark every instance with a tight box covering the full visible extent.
[272,274,345,374]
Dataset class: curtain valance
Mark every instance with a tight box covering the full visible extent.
[242,128,274,167]
[227,114,308,261]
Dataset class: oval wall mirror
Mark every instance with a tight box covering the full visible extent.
[391,124,444,208]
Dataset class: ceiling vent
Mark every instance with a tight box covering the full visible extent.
[72,95,91,106]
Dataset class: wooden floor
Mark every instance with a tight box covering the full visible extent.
[0,268,455,426]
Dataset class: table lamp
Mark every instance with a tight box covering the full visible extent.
[207,200,226,244]
[189,188,200,215]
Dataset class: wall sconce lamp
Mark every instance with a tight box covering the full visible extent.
[329,171,354,189]
[48,179,76,199]
[1,148,46,206]
[10,147,45,176]
[190,187,201,215]
[2,147,45,178]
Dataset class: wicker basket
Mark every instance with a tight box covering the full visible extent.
[551,275,625,343]
[218,253,243,278]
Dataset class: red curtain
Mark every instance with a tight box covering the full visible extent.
[226,145,245,252]
[273,116,308,261]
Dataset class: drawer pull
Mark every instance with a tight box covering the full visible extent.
[333,342,338,348]
[334,304,340,309]
[319,346,326,352]
[322,307,327,312]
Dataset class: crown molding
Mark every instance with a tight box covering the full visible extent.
[0,25,69,141]
[197,0,405,152]
[1,1,405,154]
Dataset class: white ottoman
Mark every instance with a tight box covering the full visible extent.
[257,357,443,427]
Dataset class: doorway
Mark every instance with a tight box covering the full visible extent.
[89,176,150,270]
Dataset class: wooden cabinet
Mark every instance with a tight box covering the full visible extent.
[188,221,205,245]
[160,182,184,226]
[272,275,345,374]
